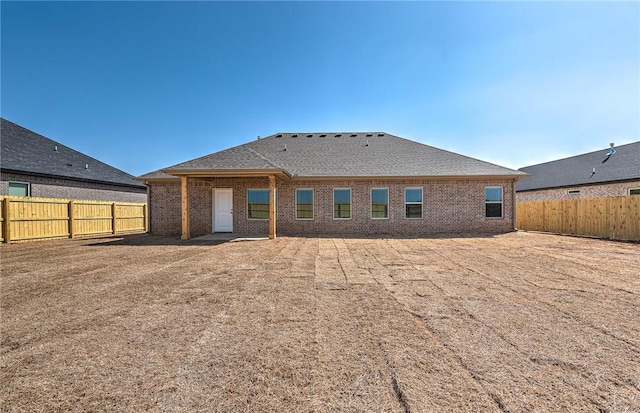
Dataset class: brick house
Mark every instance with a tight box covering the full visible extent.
[1,118,146,202]
[139,132,526,239]
[516,141,640,201]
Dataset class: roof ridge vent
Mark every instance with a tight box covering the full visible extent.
[291,134,298,138]
[366,134,373,137]
[377,133,384,136]
[307,134,313,138]
[319,134,326,137]
[335,134,342,137]
[276,134,283,138]
[350,134,357,137]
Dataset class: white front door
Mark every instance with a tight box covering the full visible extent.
[213,189,233,232]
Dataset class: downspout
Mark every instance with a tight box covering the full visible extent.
[513,178,518,231]
[145,181,151,234]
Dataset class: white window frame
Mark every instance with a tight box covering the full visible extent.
[370,188,389,219]
[8,181,31,197]
[404,187,423,219]
[629,188,640,195]
[333,188,352,220]
[485,186,503,219]
[295,188,314,220]
[246,188,270,220]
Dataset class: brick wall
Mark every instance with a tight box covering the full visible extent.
[516,180,640,202]
[149,177,516,236]
[1,172,147,203]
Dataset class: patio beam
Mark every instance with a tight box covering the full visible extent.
[269,175,276,239]
[181,175,190,240]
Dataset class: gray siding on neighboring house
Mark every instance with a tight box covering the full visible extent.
[148,177,516,236]
[1,172,147,203]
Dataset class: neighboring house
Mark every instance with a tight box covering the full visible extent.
[138,132,527,239]
[1,118,147,202]
[516,141,640,202]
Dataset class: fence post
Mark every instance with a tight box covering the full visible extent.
[2,198,10,244]
[143,203,148,233]
[112,202,117,235]
[68,200,76,239]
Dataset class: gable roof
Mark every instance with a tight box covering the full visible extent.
[148,132,525,180]
[1,118,145,189]
[516,141,640,192]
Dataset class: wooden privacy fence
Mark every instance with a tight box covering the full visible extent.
[0,196,147,243]
[517,196,640,241]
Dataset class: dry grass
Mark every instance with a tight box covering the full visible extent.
[1,232,639,412]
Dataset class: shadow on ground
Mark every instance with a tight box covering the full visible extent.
[84,231,504,247]
[83,234,227,247]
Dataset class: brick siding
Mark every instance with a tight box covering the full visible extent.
[149,177,516,236]
[516,180,640,202]
[1,172,147,203]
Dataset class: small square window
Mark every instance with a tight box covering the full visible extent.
[8,182,30,197]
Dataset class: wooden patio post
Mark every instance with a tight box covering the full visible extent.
[269,175,276,240]
[181,176,191,240]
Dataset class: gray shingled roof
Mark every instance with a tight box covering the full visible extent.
[1,118,145,188]
[157,132,525,178]
[516,141,640,192]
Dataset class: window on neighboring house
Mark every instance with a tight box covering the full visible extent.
[296,189,314,219]
[247,189,270,219]
[8,182,30,197]
[629,188,640,195]
[333,188,351,219]
[568,189,581,195]
[485,187,503,218]
[405,188,423,218]
[371,188,389,219]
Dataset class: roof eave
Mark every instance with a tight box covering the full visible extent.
[161,168,292,179]
[1,168,146,189]
[290,173,528,181]
[516,176,640,192]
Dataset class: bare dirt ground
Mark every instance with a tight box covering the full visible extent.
[1,232,639,412]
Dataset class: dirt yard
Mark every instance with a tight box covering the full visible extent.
[1,232,639,412]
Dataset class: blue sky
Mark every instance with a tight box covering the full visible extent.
[2,1,638,177]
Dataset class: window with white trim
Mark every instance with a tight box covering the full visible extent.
[247,189,270,219]
[333,188,351,219]
[371,188,388,219]
[629,188,640,195]
[296,189,314,219]
[8,182,30,197]
[405,188,423,219]
[485,187,503,218]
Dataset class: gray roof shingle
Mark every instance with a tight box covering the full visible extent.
[158,132,525,178]
[516,141,640,192]
[1,118,145,188]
